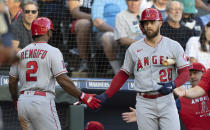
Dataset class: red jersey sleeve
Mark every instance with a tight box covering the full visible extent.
[197,69,210,95]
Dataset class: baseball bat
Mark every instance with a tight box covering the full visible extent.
[162,59,176,66]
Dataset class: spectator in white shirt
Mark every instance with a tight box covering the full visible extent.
[114,0,146,46]
[185,22,210,69]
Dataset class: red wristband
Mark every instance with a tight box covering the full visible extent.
[105,70,129,98]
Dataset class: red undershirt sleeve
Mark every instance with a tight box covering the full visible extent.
[197,69,210,94]
[174,66,189,87]
[105,70,129,98]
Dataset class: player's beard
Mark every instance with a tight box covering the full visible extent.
[145,28,159,39]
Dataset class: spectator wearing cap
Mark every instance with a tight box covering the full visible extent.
[84,121,104,130]
[160,0,196,50]
[178,0,204,36]
[176,62,210,130]
[185,22,210,69]
[5,0,22,22]
[11,0,38,51]
[91,0,127,74]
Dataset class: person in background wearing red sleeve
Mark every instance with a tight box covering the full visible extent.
[94,8,189,130]
[174,67,210,99]
[122,63,210,130]
[176,62,210,130]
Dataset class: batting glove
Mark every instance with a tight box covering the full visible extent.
[80,92,101,110]
[158,81,176,95]
[95,93,108,107]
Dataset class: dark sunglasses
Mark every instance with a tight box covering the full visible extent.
[24,10,38,14]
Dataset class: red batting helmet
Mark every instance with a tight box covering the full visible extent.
[189,62,206,73]
[84,121,104,130]
[139,8,163,33]
[31,17,54,36]
[140,8,163,22]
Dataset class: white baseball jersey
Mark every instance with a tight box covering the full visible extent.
[185,36,210,69]
[121,36,188,92]
[9,42,67,95]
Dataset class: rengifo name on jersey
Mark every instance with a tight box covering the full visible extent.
[20,49,48,60]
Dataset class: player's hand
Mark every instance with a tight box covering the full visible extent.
[95,92,108,107]
[158,81,176,95]
[80,92,101,110]
[173,87,185,97]
[122,107,137,123]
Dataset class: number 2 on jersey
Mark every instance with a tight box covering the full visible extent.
[26,61,38,81]
[159,68,172,82]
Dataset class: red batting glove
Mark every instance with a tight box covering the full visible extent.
[80,92,101,109]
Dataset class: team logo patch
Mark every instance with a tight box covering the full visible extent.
[151,14,156,18]
[201,101,209,113]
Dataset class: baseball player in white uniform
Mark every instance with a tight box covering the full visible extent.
[94,8,189,130]
[9,17,101,130]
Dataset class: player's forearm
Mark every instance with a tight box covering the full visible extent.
[105,70,129,98]
[56,74,81,98]
[93,18,114,32]
[185,86,206,99]
[195,0,210,12]
[71,8,91,20]
[9,76,19,101]
[174,67,189,87]
[61,80,82,98]
[120,38,137,46]
[69,1,91,19]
